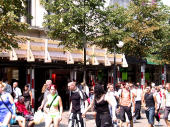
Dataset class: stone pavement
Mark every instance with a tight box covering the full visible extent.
[34,111,167,127]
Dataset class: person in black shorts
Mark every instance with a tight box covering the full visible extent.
[68,82,88,127]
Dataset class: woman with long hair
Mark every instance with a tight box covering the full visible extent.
[23,84,32,111]
[82,84,114,127]
[0,82,16,127]
[44,84,63,127]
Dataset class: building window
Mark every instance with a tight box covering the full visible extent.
[26,0,32,25]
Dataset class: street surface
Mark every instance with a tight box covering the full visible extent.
[34,110,167,127]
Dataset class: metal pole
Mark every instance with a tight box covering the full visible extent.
[113,46,116,87]
[83,0,86,83]
[83,42,86,83]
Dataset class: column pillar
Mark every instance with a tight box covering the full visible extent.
[26,69,31,86]
[141,63,145,86]
[70,70,74,81]
[49,69,52,79]
[74,70,77,81]
[30,68,35,112]
[117,66,120,83]
[111,71,114,84]
[31,0,36,26]
[162,65,166,85]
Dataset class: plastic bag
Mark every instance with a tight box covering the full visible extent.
[33,110,45,125]
[10,118,16,125]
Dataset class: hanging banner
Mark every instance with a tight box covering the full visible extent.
[122,72,127,81]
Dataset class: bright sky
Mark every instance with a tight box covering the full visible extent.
[105,0,170,7]
[162,0,170,6]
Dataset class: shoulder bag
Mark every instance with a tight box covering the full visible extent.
[46,94,58,109]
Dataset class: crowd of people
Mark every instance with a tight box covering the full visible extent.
[0,80,34,127]
[0,78,169,127]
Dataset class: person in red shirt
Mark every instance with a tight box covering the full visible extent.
[15,96,34,127]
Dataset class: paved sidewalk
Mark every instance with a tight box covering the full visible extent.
[35,111,167,127]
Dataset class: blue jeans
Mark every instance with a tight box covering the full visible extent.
[145,107,155,125]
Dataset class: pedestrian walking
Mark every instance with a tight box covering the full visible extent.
[2,79,12,94]
[38,79,52,110]
[68,81,88,127]
[106,84,118,126]
[143,86,157,127]
[154,86,162,125]
[0,82,16,127]
[44,84,63,127]
[134,83,143,121]
[118,82,135,127]
[23,84,32,111]
[13,82,22,103]
[164,83,170,126]
[82,84,114,127]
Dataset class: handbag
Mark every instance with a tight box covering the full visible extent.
[0,95,16,124]
[33,110,45,125]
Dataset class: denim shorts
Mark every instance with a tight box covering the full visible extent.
[145,107,155,125]
[164,106,170,120]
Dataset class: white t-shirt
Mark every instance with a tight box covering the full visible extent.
[106,91,117,107]
[135,88,142,101]
[165,90,170,107]
[13,87,22,102]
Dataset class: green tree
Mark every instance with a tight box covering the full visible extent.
[121,0,170,60]
[0,0,29,50]
[41,0,109,82]
[41,0,107,49]
[94,4,129,53]
[95,0,170,63]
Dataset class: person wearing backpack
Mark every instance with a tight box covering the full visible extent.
[68,81,88,127]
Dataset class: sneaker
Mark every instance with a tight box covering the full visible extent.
[158,121,161,126]
[113,121,117,127]
[133,117,136,123]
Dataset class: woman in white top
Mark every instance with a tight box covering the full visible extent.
[106,84,117,125]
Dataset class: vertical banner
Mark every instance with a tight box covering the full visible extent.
[122,72,127,81]
[141,63,145,86]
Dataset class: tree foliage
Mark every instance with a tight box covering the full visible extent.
[41,0,107,49]
[121,0,170,60]
[42,0,170,63]
[95,0,170,63]
[0,0,29,50]
[93,4,129,53]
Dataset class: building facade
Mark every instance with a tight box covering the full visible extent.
[0,0,126,111]
[0,0,169,111]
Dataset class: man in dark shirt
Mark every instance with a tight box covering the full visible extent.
[143,86,157,127]
[68,81,88,127]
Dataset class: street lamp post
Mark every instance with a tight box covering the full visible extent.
[113,41,124,87]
